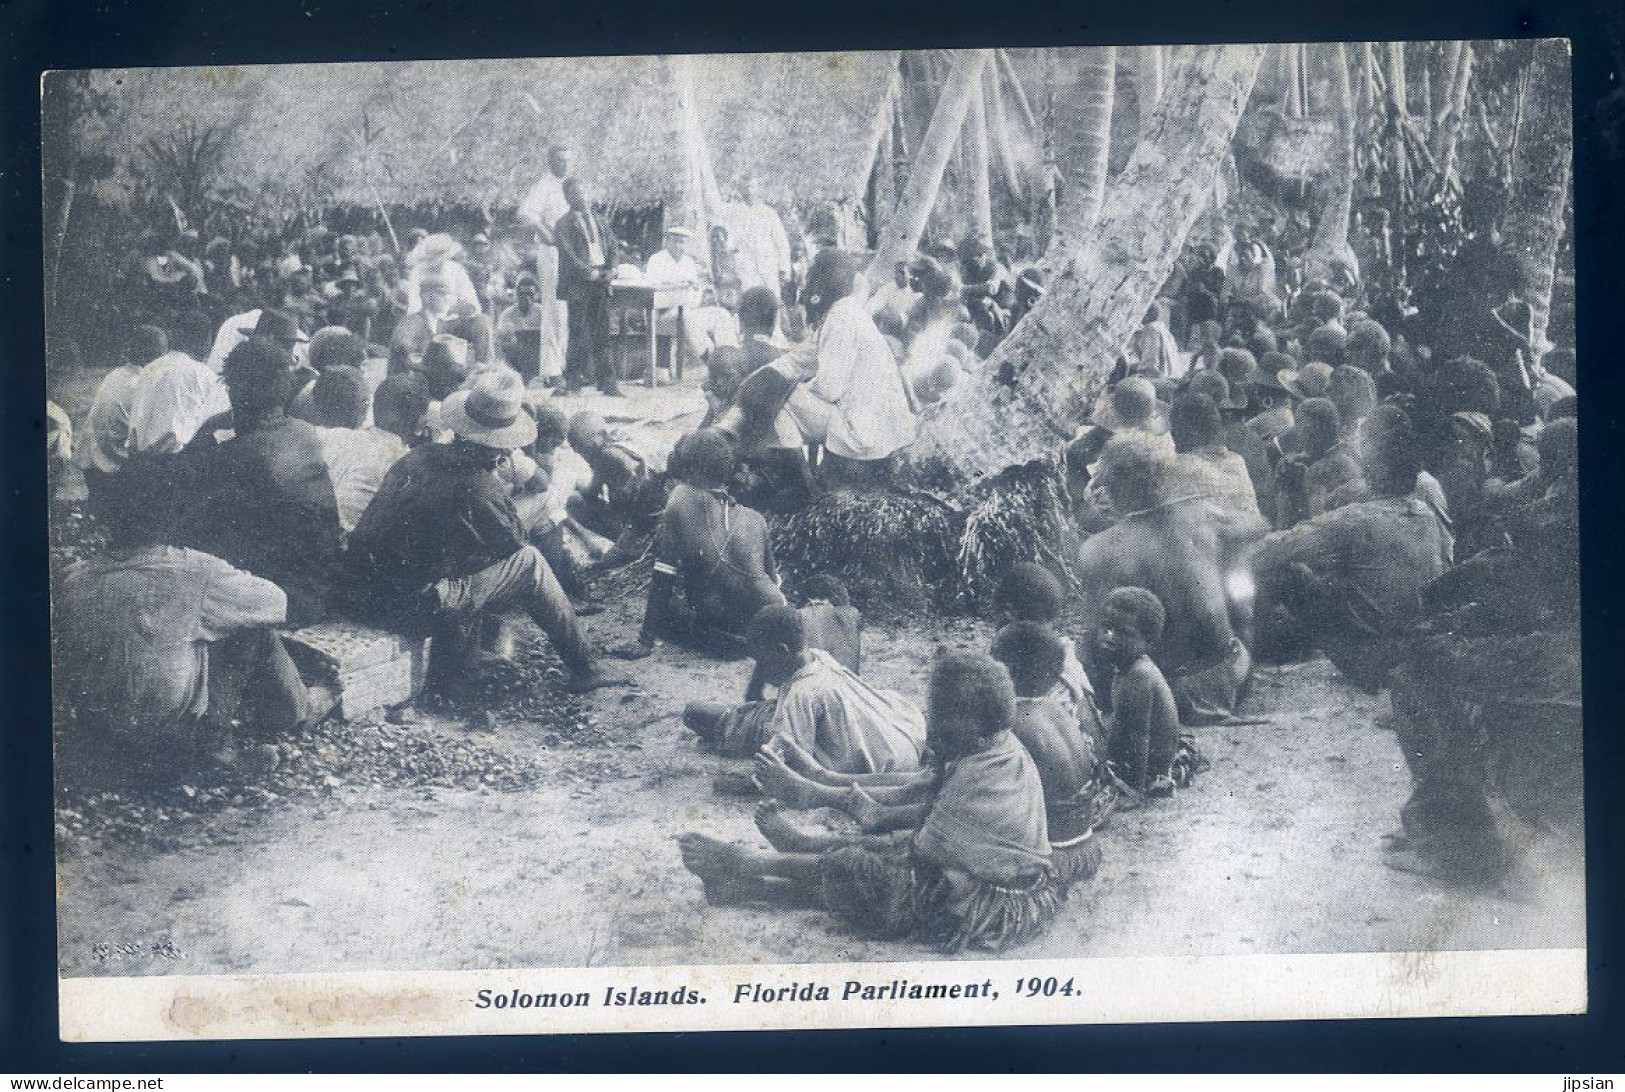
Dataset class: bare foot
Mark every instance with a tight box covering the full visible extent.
[773,737,826,778]
[754,801,823,853]
[676,833,758,905]
[846,784,887,832]
[752,751,823,809]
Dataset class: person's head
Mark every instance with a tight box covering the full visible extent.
[1099,376,1163,433]
[1186,369,1236,415]
[1293,397,1341,459]
[663,226,691,258]
[1309,289,1343,325]
[1170,392,1224,453]
[1093,586,1166,671]
[440,366,538,454]
[801,248,861,327]
[221,337,295,424]
[98,457,187,550]
[548,145,573,178]
[1095,434,1170,514]
[170,308,216,361]
[1357,402,1422,497]
[1305,324,1347,367]
[514,273,539,308]
[682,428,736,489]
[419,334,472,398]
[125,324,168,367]
[311,365,369,429]
[746,604,808,686]
[1440,356,1502,415]
[994,562,1065,625]
[373,373,432,444]
[1344,318,1391,371]
[530,401,568,454]
[1538,416,1578,481]
[990,620,1066,699]
[738,286,779,336]
[242,308,307,355]
[566,410,609,459]
[563,178,589,212]
[1246,322,1280,360]
[800,574,851,608]
[419,273,453,318]
[309,326,367,375]
[927,651,1016,763]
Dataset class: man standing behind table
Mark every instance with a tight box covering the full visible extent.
[554,179,621,396]
[516,145,574,386]
[726,175,793,301]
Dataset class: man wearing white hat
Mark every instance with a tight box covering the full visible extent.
[645,225,738,367]
[347,368,629,696]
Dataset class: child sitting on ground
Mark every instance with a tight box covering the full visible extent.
[1091,586,1207,799]
[679,651,1065,953]
[684,604,925,775]
[565,410,667,560]
[990,622,1113,880]
[795,574,862,675]
[994,562,1103,737]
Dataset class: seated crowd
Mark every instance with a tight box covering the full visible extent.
[56,195,1577,952]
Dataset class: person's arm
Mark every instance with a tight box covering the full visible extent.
[197,556,290,640]
[1111,667,1155,793]
[638,509,681,648]
[466,479,530,562]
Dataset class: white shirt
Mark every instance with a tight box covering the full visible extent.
[126,351,232,455]
[805,294,918,461]
[75,364,143,473]
[316,426,409,539]
[517,173,571,242]
[206,309,259,373]
[726,200,792,294]
[404,260,482,316]
[645,248,706,288]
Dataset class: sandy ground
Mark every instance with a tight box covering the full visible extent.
[50,372,1585,979]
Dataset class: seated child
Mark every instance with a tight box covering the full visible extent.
[796,574,862,675]
[990,622,1111,882]
[994,562,1104,736]
[626,429,786,658]
[678,651,1065,953]
[1092,587,1206,798]
[564,410,667,555]
[684,604,925,775]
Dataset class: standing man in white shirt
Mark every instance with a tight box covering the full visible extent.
[726,175,793,303]
[517,145,574,386]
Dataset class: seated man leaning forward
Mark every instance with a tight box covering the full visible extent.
[678,652,1065,954]
[624,429,786,658]
[684,604,925,775]
[1077,435,1267,724]
[1248,403,1452,693]
[346,369,629,697]
[57,458,311,787]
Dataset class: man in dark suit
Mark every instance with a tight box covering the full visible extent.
[553,179,621,396]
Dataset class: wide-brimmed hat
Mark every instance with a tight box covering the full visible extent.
[1187,368,1247,411]
[1093,376,1170,434]
[275,253,307,280]
[663,225,693,238]
[238,308,309,343]
[440,368,537,450]
[1278,360,1335,400]
[408,232,464,267]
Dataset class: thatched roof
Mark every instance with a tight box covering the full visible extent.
[64,51,900,212]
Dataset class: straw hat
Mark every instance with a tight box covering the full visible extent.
[440,368,537,450]
[408,232,464,267]
[237,308,309,343]
[1278,360,1336,400]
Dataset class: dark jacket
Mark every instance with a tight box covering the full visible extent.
[553,209,615,302]
[347,442,526,624]
[180,412,344,625]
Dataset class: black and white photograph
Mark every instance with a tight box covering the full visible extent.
[40,41,1585,1040]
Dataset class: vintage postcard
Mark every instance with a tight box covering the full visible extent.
[43,40,1583,1042]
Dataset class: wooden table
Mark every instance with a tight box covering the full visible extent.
[609,281,702,387]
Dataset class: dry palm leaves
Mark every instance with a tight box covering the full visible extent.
[956,457,1084,608]
[772,487,963,617]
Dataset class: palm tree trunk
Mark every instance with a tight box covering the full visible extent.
[966,79,995,247]
[868,49,992,277]
[911,43,1269,480]
[1504,38,1573,351]
[1136,45,1164,140]
[1305,43,1358,282]
[1049,46,1117,251]
[1434,42,1475,191]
